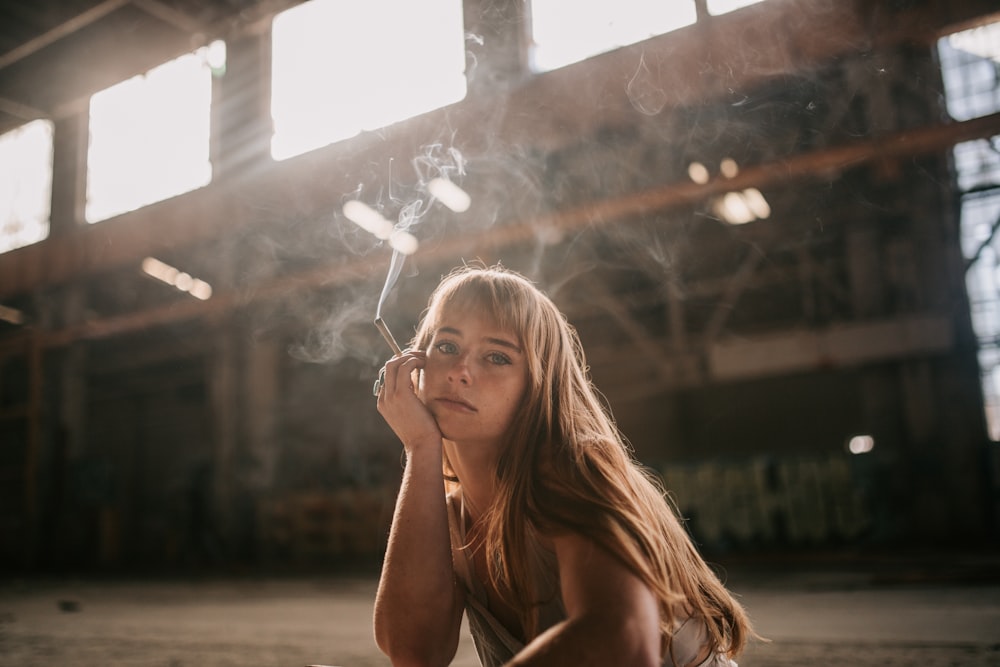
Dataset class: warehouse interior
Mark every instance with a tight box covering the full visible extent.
[1,0,999,575]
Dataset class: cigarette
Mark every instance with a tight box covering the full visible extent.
[374,317,403,355]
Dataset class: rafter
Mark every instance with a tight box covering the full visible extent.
[5,110,996,349]
[0,0,130,72]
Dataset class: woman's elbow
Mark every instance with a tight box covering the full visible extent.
[602,615,662,667]
[375,642,451,667]
[373,620,454,667]
[551,614,659,667]
[620,633,661,667]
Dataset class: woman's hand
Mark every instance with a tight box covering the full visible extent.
[375,349,442,454]
[373,348,463,667]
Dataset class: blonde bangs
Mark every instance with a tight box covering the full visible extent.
[417,267,538,359]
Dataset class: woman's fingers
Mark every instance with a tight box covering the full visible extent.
[375,351,438,451]
[380,350,423,397]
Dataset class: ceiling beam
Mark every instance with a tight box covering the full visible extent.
[130,0,209,36]
[580,274,678,381]
[0,95,48,121]
[4,109,996,349]
[0,0,131,72]
[1,0,995,289]
[703,249,766,344]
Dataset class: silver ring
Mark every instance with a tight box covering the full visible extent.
[373,367,386,397]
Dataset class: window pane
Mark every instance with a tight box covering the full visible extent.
[938,22,1000,122]
[86,45,216,223]
[940,20,1000,439]
[530,0,696,72]
[271,0,467,161]
[0,119,53,254]
[707,0,766,16]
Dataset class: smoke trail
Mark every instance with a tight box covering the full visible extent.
[374,145,469,321]
[375,197,428,319]
[626,52,668,116]
[376,249,407,321]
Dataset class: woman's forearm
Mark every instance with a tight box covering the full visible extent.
[373,443,461,667]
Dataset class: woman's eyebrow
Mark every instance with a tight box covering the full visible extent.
[484,336,522,353]
[437,326,521,353]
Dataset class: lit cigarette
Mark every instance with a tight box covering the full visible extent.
[428,177,471,213]
[374,317,402,355]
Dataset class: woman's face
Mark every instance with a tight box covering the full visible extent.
[419,307,529,452]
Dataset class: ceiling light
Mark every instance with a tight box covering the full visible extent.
[343,200,393,240]
[141,257,213,300]
[0,304,25,325]
[714,191,754,224]
[848,435,875,454]
[428,177,471,213]
[688,162,710,184]
[742,187,771,219]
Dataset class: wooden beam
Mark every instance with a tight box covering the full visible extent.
[497,0,1000,148]
[2,0,996,296]
[0,0,131,72]
[0,95,48,121]
[5,109,998,348]
[581,274,677,381]
[703,249,765,343]
[586,313,955,399]
[708,314,954,381]
[130,0,209,36]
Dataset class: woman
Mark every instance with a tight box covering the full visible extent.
[373,264,755,667]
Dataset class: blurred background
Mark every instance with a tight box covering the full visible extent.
[0,0,998,585]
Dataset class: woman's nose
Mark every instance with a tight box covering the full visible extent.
[448,355,472,385]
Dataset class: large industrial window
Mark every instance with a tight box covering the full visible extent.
[86,43,221,224]
[530,0,697,72]
[938,21,1000,439]
[706,0,766,16]
[0,119,53,254]
[270,0,467,161]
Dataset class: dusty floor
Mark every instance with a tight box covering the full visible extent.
[1,553,999,666]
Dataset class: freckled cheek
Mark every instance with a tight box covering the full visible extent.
[499,382,528,425]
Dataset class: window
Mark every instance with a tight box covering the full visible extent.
[270,0,467,161]
[941,22,1000,122]
[86,43,219,223]
[530,0,697,72]
[939,21,1000,439]
[707,0,767,16]
[0,119,53,254]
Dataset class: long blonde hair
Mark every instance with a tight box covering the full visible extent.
[412,263,754,663]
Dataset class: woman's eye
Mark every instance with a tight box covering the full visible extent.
[487,352,512,366]
[435,341,458,355]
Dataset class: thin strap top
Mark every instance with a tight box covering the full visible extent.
[445,489,738,667]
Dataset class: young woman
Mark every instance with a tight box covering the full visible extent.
[372,264,754,667]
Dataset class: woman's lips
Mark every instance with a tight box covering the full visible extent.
[435,396,477,413]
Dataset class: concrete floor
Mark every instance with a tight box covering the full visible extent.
[1,552,999,667]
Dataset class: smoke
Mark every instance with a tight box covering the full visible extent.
[626,53,668,116]
[285,141,477,365]
[372,144,470,320]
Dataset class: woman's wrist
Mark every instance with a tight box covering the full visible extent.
[403,435,444,459]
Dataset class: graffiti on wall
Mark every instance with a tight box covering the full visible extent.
[662,453,871,548]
